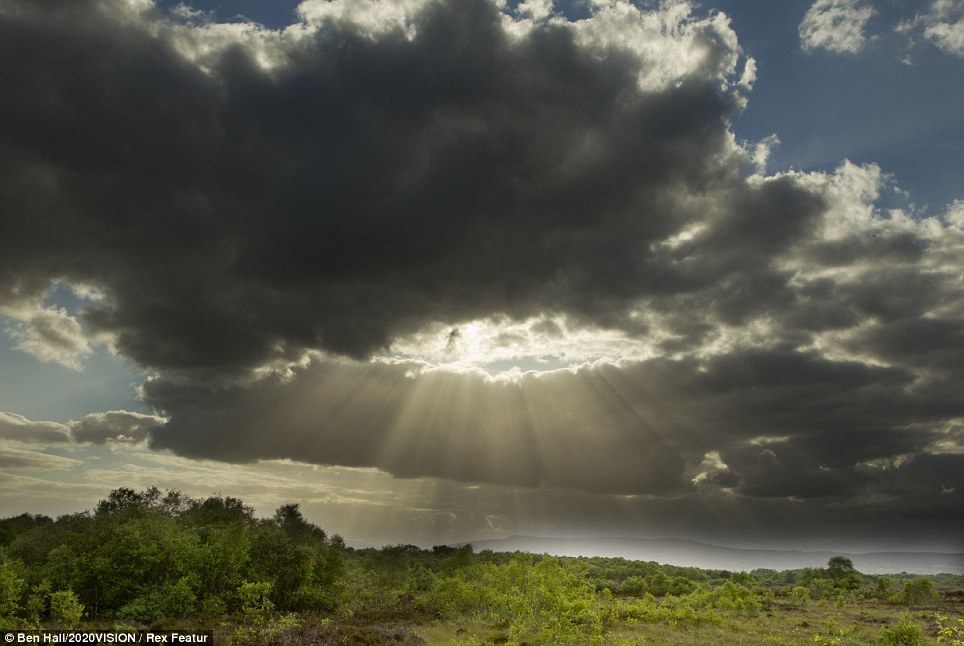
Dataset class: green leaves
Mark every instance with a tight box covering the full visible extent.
[421,554,603,645]
[49,590,84,630]
[0,488,347,624]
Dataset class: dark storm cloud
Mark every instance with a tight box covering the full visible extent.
[2,0,751,373]
[2,0,963,537]
[146,347,963,505]
[144,360,692,495]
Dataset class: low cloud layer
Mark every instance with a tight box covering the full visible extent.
[1,0,962,543]
[0,410,165,445]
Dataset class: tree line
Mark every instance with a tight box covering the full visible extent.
[0,487,343,626]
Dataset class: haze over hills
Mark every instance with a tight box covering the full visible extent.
[458,536,964,575]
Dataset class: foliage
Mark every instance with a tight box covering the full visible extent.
[811,617,857,646]
[2,486,962,645]
[713,581,762,614]
[611,593,724,628]
[227,612,300,645]
[827,557,857,583]
[897,577,937,607]
[874,577,893,600]
[49,590,84,629]
[238,581,274,626]
[23,580,50,628]
[423,554,602,644]
[0,488,344,622]
[875,614,923,646]
[0,560,25,629]
[936,613,964,646]
[790,585,811,606]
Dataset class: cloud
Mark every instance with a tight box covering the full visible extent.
[897,0,964,58]
[144,344,963,503]
[0,412,73,444]
[0,0,755,377]
[3,307,92,370]
[799,0,877,54]
[138,153,964,508]
[799,0,964,61]
[0,446,81,470]
[69,410,165,445]
[0,280,112,369]
[0,410,165,446]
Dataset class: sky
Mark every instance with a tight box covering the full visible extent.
[1,0,962,555]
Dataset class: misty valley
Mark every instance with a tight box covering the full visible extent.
[1,488,962,645]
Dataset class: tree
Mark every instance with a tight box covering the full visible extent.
[827,556,857,583]
[898,578,936,607]
[273,504,325,543]
[95,487,161,515]
[183,495,254,526]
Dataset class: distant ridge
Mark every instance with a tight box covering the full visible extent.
[458,536,964,575]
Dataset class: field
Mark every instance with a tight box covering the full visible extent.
[1,488,961,645]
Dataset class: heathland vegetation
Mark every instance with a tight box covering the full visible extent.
[1,488,962,645]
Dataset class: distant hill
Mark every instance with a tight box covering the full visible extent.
[458,536,964,575]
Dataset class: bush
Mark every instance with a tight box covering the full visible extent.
[874,577,893,600]
[50,590,84,629]
[117,596,163,623]
[158,577,198,618]
[897,578,936,607]
[198,595,227,617]
[422,555,602,644]
[24,581,51,628]
[876,614,923,646]
[238,581,274,626]
[712,581,760,615]
[789,585,810,606]
[117,578,197,622]
[0,562,25,629]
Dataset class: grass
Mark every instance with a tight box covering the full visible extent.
[48,594,963,645]
[400,597,960,645]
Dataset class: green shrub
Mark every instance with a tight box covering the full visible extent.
[118,577,197,622]
[117,596,163,623]
[24,581,51,628]
[789,585,810,605]
[159,577,197,618]
[876,615,923,646]
[0,561,25,629]
[713,581,760,615]
[874,577,893,600]
[198,595,227,617]
[49,590,84,629]
[238,581,274,626]
[897,578,936,607]
[422,555,602,644]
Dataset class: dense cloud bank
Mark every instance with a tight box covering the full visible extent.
[1,0,962,537]
[1,0,756,371]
